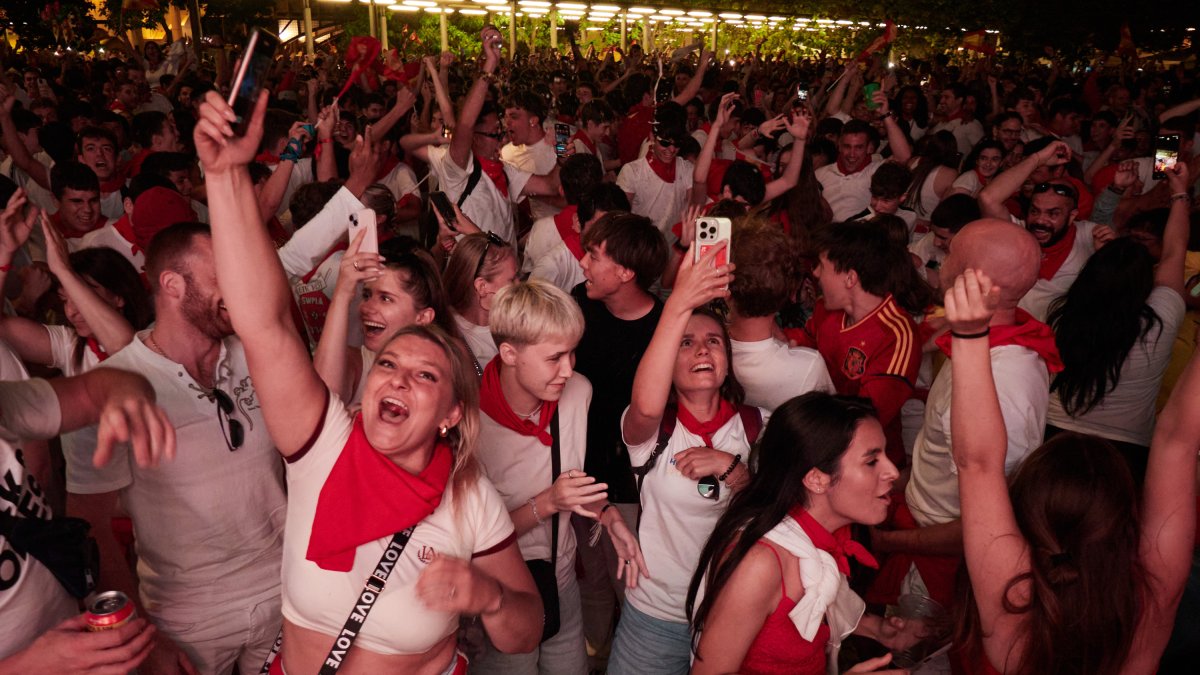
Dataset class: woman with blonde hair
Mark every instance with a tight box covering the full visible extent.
[443,231,519,371]
[196,89,540,675]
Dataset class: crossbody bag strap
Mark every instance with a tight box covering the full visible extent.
[317,527,418,674]
[550,410,561,567]
[457,156,485,208]
[632,404,677,493]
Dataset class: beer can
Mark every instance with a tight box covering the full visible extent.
[85,591,137,632]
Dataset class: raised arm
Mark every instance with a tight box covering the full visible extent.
[1154,162,1190,294]
[450,29,503,170]
[762,108,812,202]
[0,86,50,190]
[622,242,733,445]
[876,90,912,164]
[368,85,417,143]
[195,90,326,456]
[979,140,1071,220]
[692,93,737,205]
[823,62,856,118]
[671,49,712,107]
[1157,96,1200,124]
[41,214,134,356]
[945,270,1030,669]
[311,233,380,401]
[0,189,53,364]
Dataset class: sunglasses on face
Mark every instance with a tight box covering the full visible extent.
[474,231,507,279]
[655,137,678,149]
[1033,181,1078,202]
[213,388,244,452]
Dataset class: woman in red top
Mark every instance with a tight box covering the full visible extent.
[687,392,924,675]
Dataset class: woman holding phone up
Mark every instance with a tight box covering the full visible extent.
[195,82,540,675]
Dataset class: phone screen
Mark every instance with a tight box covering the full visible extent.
[227,28,279,135]
[796,86,809,103]
[554,123,571,157]
[430,191,457,230]
[1154,134,1181,179]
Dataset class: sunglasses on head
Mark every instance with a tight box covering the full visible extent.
[213,388,244,452]
[474,231,507,279]
[1033,181,1078,202]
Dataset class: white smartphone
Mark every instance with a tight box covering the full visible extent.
[348,208,378,255]
[694,216,732,267]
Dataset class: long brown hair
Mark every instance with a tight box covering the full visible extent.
[955,433,1144,674]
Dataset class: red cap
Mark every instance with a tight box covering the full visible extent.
[132,187,197,250]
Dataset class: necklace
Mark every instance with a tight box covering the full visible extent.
[144,331,168,359]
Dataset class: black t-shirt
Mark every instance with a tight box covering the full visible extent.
[571,283,663,504]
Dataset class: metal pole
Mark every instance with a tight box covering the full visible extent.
[509,3,517,59]
[711,20,717,53]
[439,12,448,52]
[549,10,557,51]
[379,5,388,52]
[642,18,649,52]
[367,0,376,38]
[620,13,627,52]
[302,0,315,58]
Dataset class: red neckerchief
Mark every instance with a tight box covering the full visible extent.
[943,110,966,123]
[676,398,736,448]
[836,157,871,176]
[646,153,677,183]
[49,212,102,239]
[126,148,152,178]
[306,415,453,572]
[973,168,991,187]
[99,170,125,195]
[1036,224,1077,281]
[789,506,879,576]
[375,154,400,182]
[479,357,557,445]
[554,205,584,261]
[255,150,281,165]
[934,309,1064,374]
[700,121,712,134]
[570,129,596,154]
[110,215,142,257]
[479,157,509,198]
[85,337,108,362]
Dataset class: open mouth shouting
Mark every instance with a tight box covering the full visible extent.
[379,396,409,423]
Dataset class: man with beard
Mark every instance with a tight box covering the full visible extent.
[67,222,286,675]
[979,139,1110,322]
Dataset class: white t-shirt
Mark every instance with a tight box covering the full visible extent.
[521,214,559,278]
[1045,287,1185,445]
[453,313,497,369]
[77,223,144,272]
[100,189,124,222]
[1018,220,1098,322]
[378,161,421,204]
[68,332,286,621]
[730,337,834,412]
[622,404,768,622]
[0,152,56,215]
[950,170,984,197]
[616,156,694,240]
[523,213,585,292]
[906,345,1050,526]
[281,392,514,656]
[426,146,518,248]
[0,379,77,660]
[43,325,102,479]
[930,118,984,157]
[477,374,591,587]
[908,232,945,270]
[815,157,885,222]
[278,186,363,279]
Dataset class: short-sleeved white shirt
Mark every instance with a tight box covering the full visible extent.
[378,161,421,204]
[1046,287,1185,445]
[77,223,144,272]
[281,392,514,656]
[815,157,885,222]
[68,332,286,620]
[731,338,835,412]
[616,157,694,240]
[1017,220,1098,322]
[622,404,768,623]
[930,118,984,157]
[950,170,984,197]
[452,313,497,369]
[426,146,517,248]
[906,345,1050,526]
[477,374,591,587]
[43,325,102,478]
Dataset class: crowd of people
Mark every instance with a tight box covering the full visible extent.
[0,19,1198,675]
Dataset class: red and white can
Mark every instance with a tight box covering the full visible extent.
[85,591,137,632]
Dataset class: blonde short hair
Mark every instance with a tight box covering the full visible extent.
[489,279,585,348]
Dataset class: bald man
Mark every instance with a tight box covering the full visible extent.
[868,219,1063,609]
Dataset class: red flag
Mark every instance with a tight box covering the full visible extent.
[961,30,996,55]
[856,21,897,62]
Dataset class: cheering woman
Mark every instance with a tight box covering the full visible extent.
[196,82,539,675]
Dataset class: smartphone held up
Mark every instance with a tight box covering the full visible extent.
[227,28,280,136]
[1153,134,1180,180]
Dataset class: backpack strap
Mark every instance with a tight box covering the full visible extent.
[458,156,485,208]
[737,404,764,445]
[631,404,677,494]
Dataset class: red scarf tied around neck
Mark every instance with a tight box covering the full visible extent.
[790,506,879,576]
[1036,223,1078,281]
[479,357,557,446]
[676,399,737,448]
[646,153,677,183]
[934,309,1064,374]
[306,415,452,572]
[554,205,584,261]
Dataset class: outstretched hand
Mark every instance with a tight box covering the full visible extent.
[669,240,735,312]
[943,269,998,336]
[0,188,36,260]
[194,90,269,174]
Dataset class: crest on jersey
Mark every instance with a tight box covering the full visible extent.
[843,347,867,379]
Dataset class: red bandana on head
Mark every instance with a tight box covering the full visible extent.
[1036,223,1077,281]
[789,506,879,576]
[479,357,557,446]
[934,309,1064,374]
[554,205,584,261]
[646,152,677,183]
[676,398,736,448]
[479,157,509,198]
[306,415,452,572]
